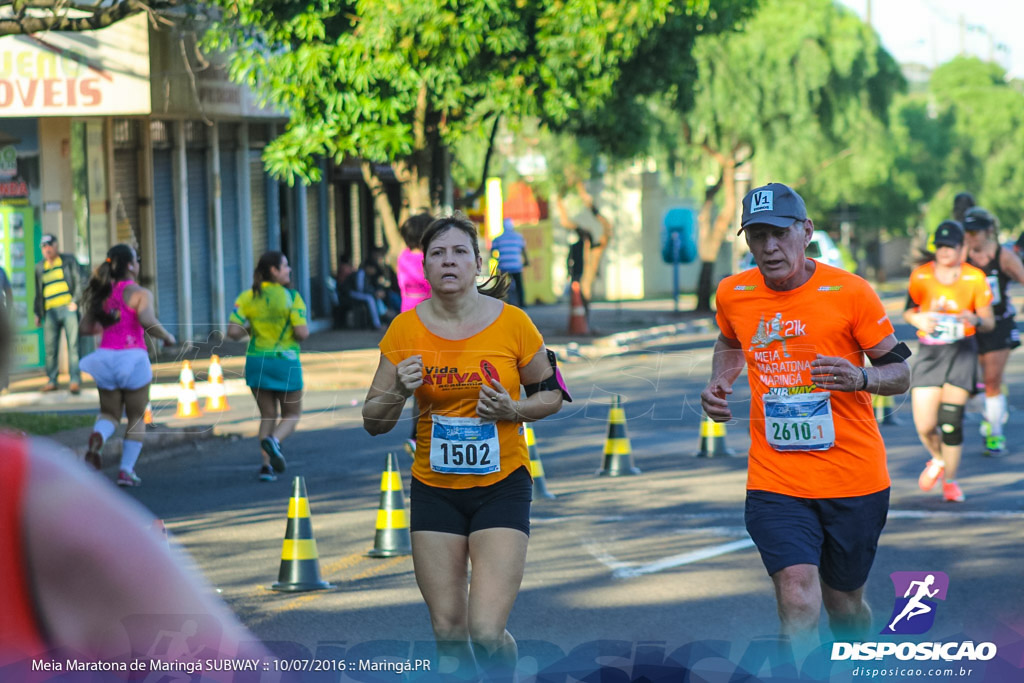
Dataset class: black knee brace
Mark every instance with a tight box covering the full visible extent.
[938,403,965,446]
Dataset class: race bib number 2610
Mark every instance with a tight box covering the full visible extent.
[763,392,835,452]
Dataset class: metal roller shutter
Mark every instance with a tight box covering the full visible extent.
[220,141,242,304]
[187,149,213,338]
[113,148,140,247]
[152,148,179,332]
[250,152,267,259]
[305,184,322,317]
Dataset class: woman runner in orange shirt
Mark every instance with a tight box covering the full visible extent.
[905,220,994,503]
[362,214,566,681]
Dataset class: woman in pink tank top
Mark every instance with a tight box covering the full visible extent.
[396,213,434,452]
[79,244,176,487]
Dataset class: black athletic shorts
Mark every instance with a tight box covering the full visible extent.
[745,488,889,592]
[910,339,979,392]
[975,317,1021,354]
[410,466,532,536]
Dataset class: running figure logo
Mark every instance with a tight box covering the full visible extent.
[749,312,804,358]
[882,571,949,635]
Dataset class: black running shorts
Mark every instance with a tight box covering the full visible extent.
[910,339,979,392]
[410,466,532,536]
[975,317,1021,354]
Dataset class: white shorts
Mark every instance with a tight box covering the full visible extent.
[80,348,153,391]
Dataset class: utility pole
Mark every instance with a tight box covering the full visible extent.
[865,0,872,27]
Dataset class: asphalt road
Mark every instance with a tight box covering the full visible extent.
[110,321,1024,683]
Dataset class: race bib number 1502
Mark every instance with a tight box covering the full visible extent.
[429,415,501,475]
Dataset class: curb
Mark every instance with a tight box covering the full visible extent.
[49,423,226,473]
[28,318,709,457]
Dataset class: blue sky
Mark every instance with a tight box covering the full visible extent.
[837,0,1022,79]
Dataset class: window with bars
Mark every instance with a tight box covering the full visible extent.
[112,119,140,149]
[150,120,174,149]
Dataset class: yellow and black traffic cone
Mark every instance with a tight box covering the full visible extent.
[367,452,412,558]
[597,395,640,476]
[695,415,736,457]
[271,476,332,592]
[526,424,555,499]
[872,394,902,426]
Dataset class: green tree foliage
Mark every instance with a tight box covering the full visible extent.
[675,0,902,309]
[925,57,1024,232]
[200,0,756,258]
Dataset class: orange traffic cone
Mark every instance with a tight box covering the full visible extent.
[204,355,231,412]
[143,402,154,425]
[598,395,640,476]
[174,361,202,418]
[367,452,412,557]
[568,281,589,335]
[526,424,555,499]
[694,415,736,457]
[271,477,333,592]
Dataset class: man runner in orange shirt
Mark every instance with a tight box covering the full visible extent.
[701,183,911,650]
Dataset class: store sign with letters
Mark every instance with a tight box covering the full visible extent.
[0,13,150,116]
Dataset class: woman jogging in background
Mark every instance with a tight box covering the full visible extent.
[227,251,308,482]
[905,221,995,503]
[396,212,434,455]
[79,244,176,486]
[362,214,567,680]
[963,207,1024,456]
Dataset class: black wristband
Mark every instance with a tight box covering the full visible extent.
[590,205,600,217]
[859,367,869,391]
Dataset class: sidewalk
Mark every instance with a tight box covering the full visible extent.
[2,288,915,464]
[4,297,713,463]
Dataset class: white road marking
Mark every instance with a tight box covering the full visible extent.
[609,539,756,579]
[536,508,1024,525]
[570,508,1024,579]
[887,509,1024,520]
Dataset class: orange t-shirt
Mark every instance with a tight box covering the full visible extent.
[715,263,894,498]
[379,303,544,489]
[906,262,993,343]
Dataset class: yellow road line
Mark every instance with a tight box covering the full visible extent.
[252,551,411,616]
[351,556,408,581]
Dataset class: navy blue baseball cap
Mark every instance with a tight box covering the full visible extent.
[933,220,964,248]
[739,183,808,234]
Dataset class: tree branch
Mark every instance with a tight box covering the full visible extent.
[791,147,854,187]
[454,113,502,209]
[0,0,177,35]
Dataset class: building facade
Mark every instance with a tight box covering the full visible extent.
[0,17,380,370]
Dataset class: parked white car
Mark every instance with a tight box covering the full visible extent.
[738,230,844,271]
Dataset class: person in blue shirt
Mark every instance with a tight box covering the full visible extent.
[491,218,530,308]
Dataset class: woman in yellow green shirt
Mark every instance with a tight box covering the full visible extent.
[227,251,308,482]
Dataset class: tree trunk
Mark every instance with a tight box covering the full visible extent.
[580,215,614,302]
[696,260,715,312]
[360,161,404,263]
[694,155,739,312]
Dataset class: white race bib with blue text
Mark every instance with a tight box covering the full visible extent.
[763,392,836,452]
[429,415,501,475]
